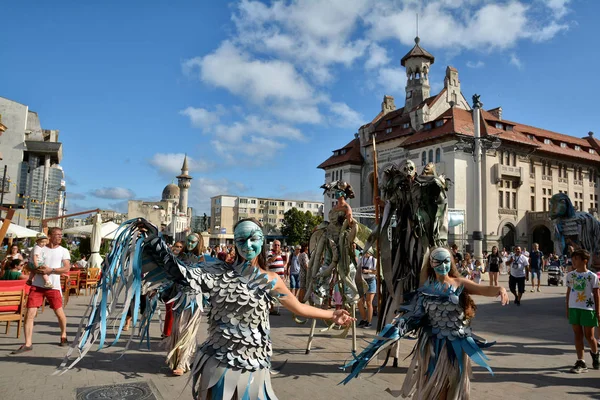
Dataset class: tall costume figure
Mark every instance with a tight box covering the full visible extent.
[165,233,204,376]
[550,193,600,269]
[342,247,509,400]
[62,218,352,400]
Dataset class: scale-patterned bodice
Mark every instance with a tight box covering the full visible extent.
[184,263,276,372]
[420,282,472,340]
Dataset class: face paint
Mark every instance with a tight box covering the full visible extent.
[430,248,452,276]
[234,221,264,261]
[186,234,199,251]
[335,190,345,199]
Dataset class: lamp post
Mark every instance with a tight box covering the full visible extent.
[454,94,501,263]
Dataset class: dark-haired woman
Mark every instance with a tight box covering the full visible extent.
[343,246,508,399]
[487,246,501,287]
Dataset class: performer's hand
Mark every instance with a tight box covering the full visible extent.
[498,287,509,305]
[332,309,354,326]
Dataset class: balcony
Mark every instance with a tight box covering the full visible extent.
[542,175,552,182]
[574,180,583,186]
[498,208,518,216]
[590,182,598,188]
[493,164,523,185]
[527,211,550,224]
[529,173,535,179]
[558,177,568,184]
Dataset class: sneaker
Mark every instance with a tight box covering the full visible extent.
[530,289,535,292]
[363,323,373,329]
[591,351,600,370]
[570,360,588,374]
[357,320,367,327]
[537,288,541,292]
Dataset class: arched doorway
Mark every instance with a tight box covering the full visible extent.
[500,224,516,252]
[532,225,553,255]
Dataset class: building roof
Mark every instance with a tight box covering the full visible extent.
[401,37,435,66]
[317,138,363,169]
[162,183,180,200]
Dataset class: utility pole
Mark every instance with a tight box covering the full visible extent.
[472,95,484,264]
[0,165,7,207]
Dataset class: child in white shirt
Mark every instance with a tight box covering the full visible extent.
[27,234,53,288]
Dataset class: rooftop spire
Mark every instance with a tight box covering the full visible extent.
[181,154,189,172]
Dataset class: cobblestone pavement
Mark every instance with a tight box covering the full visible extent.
[1,275,600,399]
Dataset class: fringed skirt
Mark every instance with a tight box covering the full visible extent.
[192,353,277,400]
[165,306,203,372]
[401,334,472,400]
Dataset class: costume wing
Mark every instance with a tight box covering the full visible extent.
[58,218,210,372]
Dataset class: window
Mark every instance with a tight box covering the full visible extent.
[435,120,444,127]
[544,139,551,144]
[407,90,412,98]
[424,123,432,130]
[278,210,284,214]
[499,191,503,208]
[506,192,510,209]
[590,149,596,154]
[547,162,552,176]
[250,199,256,204]
[421,151,427,166]
[239,208,247,213]
[268,218,275,224]
[506,125,514,131]
[297,203,304,208]
[340,149,347,155]
[269,201,277,206]
[575,145,581,151]
[495,122,503,130]
[279,201,284,206]
[579,168,583,180]
[387,120,392,126]
[435,148,441,163]
[279,219,284,223]
[240,198,248,204]
[512,152,516,167]
[499,179,517,209]
[505,152,510,165]
[530,186,535,193]
[428,150,433,163]
[259,200,265,205]
[307,203,312,208]
[560,142,567,148]
[512,193,517,210]
[403,122,410,129]
[250,208,256,213]
[287,202,293,207]
[531,195,535,211]
[215,207,221,213]
[333,151,340,156]
[386,128,392,134]
[339,170,343,180]
[269,210,275,215]
[527,134,533,140]
[530,160,535,174]
[499,151,504,165]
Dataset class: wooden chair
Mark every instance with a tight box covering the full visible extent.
[80,268,101,295]
[60,275,71,307]
[0,289,26,338]
[68,271,81,296]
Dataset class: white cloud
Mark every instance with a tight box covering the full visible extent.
[91,187,135,199]
[148,153,212,175]
[377,67,406,93]
[546,0,571,18]
[466,60,485,68]
[365,43,390,70]
[179,107,222,129]
[509,53,523,69]
[329,102,363,128]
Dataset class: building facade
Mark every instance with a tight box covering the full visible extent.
[210,195,324,245]
[127,157,192,242]
[319,38,600,256]
[0,96,66,229]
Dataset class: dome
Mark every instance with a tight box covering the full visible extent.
[162,183,180,201]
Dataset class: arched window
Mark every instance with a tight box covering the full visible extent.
[500,151,504,165]
[512,152,517,166]
[505,152,510,165]
[421,151,427,166]
[435,148,441,163]
[428,150,433,163]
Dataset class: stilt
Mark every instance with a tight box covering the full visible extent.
[351,306,357,352]
[305,318,317,354]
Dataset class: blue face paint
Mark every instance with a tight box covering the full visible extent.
[186,234,199,251]
[234,221,264,261]
[430,248,452,276]
[335,190,345,199]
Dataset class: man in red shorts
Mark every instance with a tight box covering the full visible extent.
[12,227,71,354]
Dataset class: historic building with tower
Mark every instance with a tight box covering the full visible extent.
[127,156,193,242]
[319,37,600,255]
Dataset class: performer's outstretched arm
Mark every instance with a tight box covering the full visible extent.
[456,277,509,304]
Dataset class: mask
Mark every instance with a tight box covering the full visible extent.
[234,221,264,261]
[186,235,199,251]
[430,248,452,276]
[335,190,345,199]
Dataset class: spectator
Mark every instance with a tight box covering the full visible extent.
[267,240,285,315]
[529,243,545,292]
[297,244,309,301]
[288,245,301,296]
[171,241,184,256]
[566,248,600,373]
[508,246,529,306]
[451,244,462,265]
[487,246,501,287]
[1,259,28,280]
[2,244,23,270]
[472,260,483,284]
[357,249,377,328]
[12,227,71,354]
[75,254,88,269]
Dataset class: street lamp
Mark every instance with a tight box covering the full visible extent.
[453,94,502,264]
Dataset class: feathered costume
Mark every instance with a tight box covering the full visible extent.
[60,220,280,400]
[342,279,494,400]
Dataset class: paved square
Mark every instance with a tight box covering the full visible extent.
[1,275,599,399]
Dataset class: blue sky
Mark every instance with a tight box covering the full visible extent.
[1,0,597,215]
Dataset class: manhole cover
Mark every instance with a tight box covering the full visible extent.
[76,381,163,400]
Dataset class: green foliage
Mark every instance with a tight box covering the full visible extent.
[281,208,324,245]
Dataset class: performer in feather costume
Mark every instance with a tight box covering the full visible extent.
[342,247,509,399]
[61,217,353,400]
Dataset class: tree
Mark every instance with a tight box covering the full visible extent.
[281,208,324,245]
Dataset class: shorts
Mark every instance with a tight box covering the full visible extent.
[509,275,526,294]
[530,268,542,280]
[569,308,599,327]
[365,278,377,294]
[289,273,300,289]
[27,286,62,310]
[488,264,499,273]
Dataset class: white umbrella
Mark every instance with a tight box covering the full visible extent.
[88,214,103,269]
[64,221,120,239]
[2,221,40,238]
